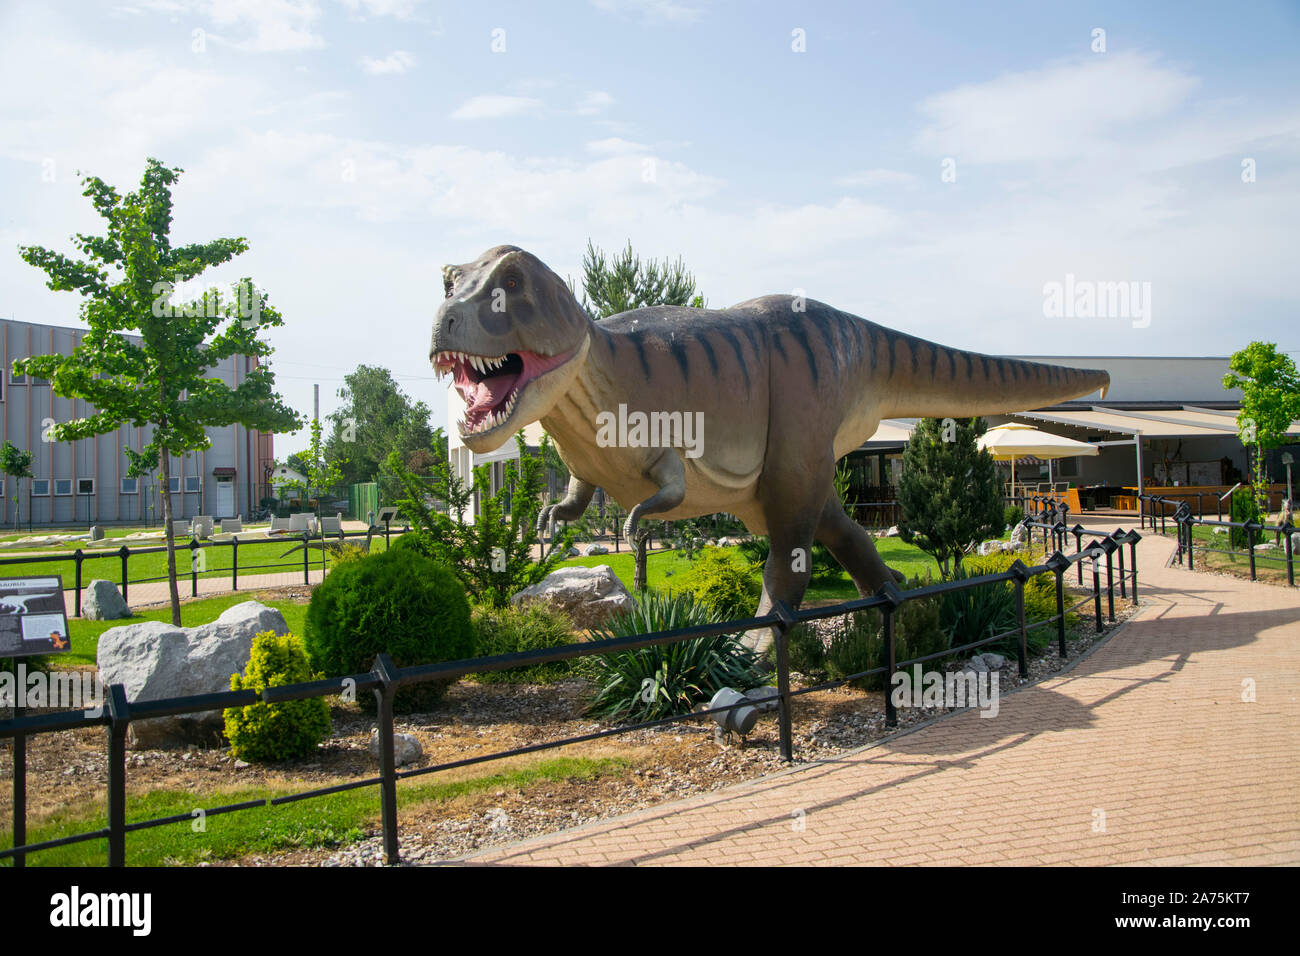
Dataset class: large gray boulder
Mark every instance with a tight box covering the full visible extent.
[96,601,290,748]
[83,579,130,620]
[511,564,633,629]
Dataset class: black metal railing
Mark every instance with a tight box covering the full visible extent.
[0,526,384,615]
[1,521,1140,868]
[1138,493,1295,586]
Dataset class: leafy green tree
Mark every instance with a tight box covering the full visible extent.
[325,365,434,485]
[15,158,302,624]
[384,434,575,607]
[0,441,34,528]
[897,417,1003,578]
[1223,342,1300,515]
[569,239,704,322]
[303,417,345,517]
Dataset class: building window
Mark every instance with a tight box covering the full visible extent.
[77,478,95,495]
[9,368,26,385]
[168,477,181,493]
[54,479,73,496]
[185,475,201,493]
[31,479,49,496]
[121,477,138,494]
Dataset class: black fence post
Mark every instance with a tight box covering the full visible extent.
[118,545,129,604]
[879,582,904,728]
[1073,524,1085,585]
[303,531,311,585]
[12,700,25,868]
[1114,529,1127,598]
[1046,552,1070,657]
[232,535,239,591]
[1246,521,1258,581]
[190,538,199,598]
[1285,522,1295,588]
[372,653,401,865]
[1091,549,1103,632]
[1127,531,1141,603]
[106,683,130,867]
[1102,537,1117,623]
[1186,517,1194,570]
[1010,561,1029,678]
[74,548,84,617]
[772,601,796,763]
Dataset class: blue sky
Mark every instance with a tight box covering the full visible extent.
[1,0,1297,455]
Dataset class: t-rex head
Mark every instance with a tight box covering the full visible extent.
[430,245,591,452]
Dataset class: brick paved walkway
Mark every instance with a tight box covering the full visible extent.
[461,527,1300,866]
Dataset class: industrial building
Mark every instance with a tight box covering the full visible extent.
[1,318,276,526]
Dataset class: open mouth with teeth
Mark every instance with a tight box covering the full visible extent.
[433,348,577,435]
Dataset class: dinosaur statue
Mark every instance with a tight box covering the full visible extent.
[430,245,1110,653]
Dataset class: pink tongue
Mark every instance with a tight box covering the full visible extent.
[470,374,518,411]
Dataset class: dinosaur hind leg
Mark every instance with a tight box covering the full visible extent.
[815,494,906,595]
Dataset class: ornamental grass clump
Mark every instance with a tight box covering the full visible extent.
[585,590,764,723]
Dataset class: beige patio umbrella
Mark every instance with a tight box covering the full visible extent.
[978,422,1099,490]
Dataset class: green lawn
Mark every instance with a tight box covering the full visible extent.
[1,755,629,866]
[561,539,941,603]
[62,592,311,666]
[0,536,386,607]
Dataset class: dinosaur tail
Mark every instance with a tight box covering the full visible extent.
[876,327,1109,420]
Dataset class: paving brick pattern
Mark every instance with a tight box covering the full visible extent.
[462,527,1300,866]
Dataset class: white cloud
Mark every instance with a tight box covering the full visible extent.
[590,0,703,24]
[916,51,1198,164]
[336,0,426,19]
[586,137,647,155]
[359,50,415,74]
[575,90,615,115]
[199,0,326,52]
[449,95,543,120]
[836,168,919,188]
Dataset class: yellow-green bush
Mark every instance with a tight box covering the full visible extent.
[674,547,761,621]
[224,631,331,763]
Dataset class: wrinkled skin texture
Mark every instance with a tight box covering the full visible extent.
[431,246,1110,653]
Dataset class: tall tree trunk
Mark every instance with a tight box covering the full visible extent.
[159,452,182,626]
[633,529,648,593]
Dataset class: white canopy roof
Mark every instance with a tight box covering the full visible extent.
[977,423,1100,461]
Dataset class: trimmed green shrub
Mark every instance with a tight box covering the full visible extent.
[942,553,1062,657]
[224,631,331,763]
[471,602,578,684]
[1003,505,1024,528]
[675,546,761,620]
[585,590,764,722]
[1229,487,1263,549]
[304,548,474,713]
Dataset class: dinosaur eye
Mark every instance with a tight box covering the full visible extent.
[506,277,517,291]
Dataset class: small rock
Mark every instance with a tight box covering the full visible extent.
[82,579,130,621]
[368,728,423,766]
[584,543,609,556]
[234,759,250,769]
